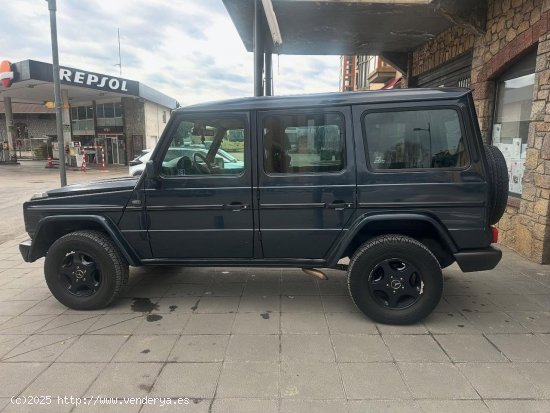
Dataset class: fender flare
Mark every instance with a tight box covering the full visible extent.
[28,214,141,266]
[326,213,458,266]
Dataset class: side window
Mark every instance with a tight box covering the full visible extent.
[363,109,468,170]
[160,116,246,177]
[262,113,345,174]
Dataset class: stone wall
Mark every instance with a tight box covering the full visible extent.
[122,97,145,160]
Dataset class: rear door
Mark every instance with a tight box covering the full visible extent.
[257,107,356,259]
[353,98,488,248]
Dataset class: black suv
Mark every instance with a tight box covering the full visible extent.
[19,89,508,325]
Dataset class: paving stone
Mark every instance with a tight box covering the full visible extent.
[458,363,544,399]
[217,362,278,398]
[446,295,499,313]
[0,315,56,335]
[326,312,377,334]
[486,333,550,361]
[340,362,411,400]
[22,297,68,316]
[320,295,359,313]
[332,334,392,362]
[468,311,532,333]
[417,400,490,413]
[133,313,190,335]
[140,399,209,413]
[150,362,221,398]
[86,362,164,397]
[488,294,546,311]
[348,400,421,413]
[243,281,281,296]
[203,282,245,296]
[399,362,478,399]
[281,295,323,313]
[281,362,344,399]
[3,334,77,362]
[281,399,347,413]
[226,334,280,362]
[281,281,319,296]
[0,362,48,397]
[384,334,449,362]
[282,313,329,334]
[58,334,128,362]
[36,314,100,335]
[435,334,507,362]
[376,322,429,335]
[212,398,278,413]
[86,314,143,335]
[423,312,479,334]
[169,335,229,362]
[238,295,280,313]
[508,311,550,333]
[281,334,334,362]
[515,363,550,397]
[484,400,550,413]
[182,313,235,335]
[0,301,39,316]
[152,296,204,314]
[113,334,178,362]
[22,362,104,397]
[318,281,349,296]
[233,312,280,334]
[0,335,27,358]
[193,296,240,313]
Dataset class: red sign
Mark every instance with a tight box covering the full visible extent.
[0,60,14,88]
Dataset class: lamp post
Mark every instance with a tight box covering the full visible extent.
[46,0,67,186]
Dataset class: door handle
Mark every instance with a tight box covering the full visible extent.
[224,202,249,211]
[326,201,354,210]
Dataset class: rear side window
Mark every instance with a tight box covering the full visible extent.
[262,113,345,174]
[363,108,468,170]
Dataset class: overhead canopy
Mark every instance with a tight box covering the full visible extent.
[0,60,177,109]
[223,0,487,72]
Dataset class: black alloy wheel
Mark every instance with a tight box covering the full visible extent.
[367,258,422,309]
[59,250,101,297]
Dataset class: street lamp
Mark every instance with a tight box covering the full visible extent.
[46,0,67,186]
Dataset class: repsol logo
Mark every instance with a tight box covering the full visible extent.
[59,68,131,93]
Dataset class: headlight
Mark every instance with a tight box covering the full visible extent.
[31,192,48,200]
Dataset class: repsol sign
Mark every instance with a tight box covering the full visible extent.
[58,67,139,95]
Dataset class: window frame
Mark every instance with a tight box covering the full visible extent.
[156,112,249,181]
[261,110,348,177]
[361,105,471,173]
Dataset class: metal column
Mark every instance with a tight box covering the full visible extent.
[3,97,16,162]
[254,0,264,97]
[265,53,273,96]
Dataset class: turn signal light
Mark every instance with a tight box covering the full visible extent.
[491,226,499,243]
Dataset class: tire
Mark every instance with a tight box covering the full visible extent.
[484,145,509,225]
[44,230,128,310]
[347,235,443,325]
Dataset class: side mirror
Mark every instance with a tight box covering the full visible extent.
[145,160,157,180]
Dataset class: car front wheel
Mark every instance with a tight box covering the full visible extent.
[347,234,443,325]
[44,230,128,310]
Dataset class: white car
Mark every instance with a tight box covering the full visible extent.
[128,146,244,176]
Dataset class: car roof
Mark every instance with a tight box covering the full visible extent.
[176,88,470,113]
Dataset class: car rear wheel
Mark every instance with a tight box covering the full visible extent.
[44,230,128,310]
[347,235,443,325]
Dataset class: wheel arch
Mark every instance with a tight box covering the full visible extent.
[28,215,140,266]
[328,213,458,267]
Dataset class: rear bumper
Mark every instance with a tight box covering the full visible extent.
[454,246,502,273]
[19,239,32,262]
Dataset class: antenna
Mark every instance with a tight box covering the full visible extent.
[114,28,122,76]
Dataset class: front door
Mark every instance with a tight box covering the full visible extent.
[146,112,253,259]
[257,107,356,259]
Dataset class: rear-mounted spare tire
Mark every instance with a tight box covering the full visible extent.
[484,145,509,225]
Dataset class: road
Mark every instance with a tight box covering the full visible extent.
[0,161,128,243]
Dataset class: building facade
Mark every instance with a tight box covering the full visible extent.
[340,55,402,92]
[406,0,550,263]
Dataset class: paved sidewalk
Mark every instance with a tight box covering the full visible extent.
[0,236,549,412]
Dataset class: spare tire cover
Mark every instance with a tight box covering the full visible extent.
[484,145,509,225]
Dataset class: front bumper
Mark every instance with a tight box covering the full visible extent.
[19,239,32,262]
[454,246,502,273]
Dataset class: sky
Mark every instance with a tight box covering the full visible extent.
[1,0,341,105]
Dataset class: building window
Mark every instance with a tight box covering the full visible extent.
[163,111,167,123]
[96,102,123,127]
[71,105,94,132]
[492,48,537,196]
[363,108,468,170]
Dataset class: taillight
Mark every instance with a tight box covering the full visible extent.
[491,226,498,243]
